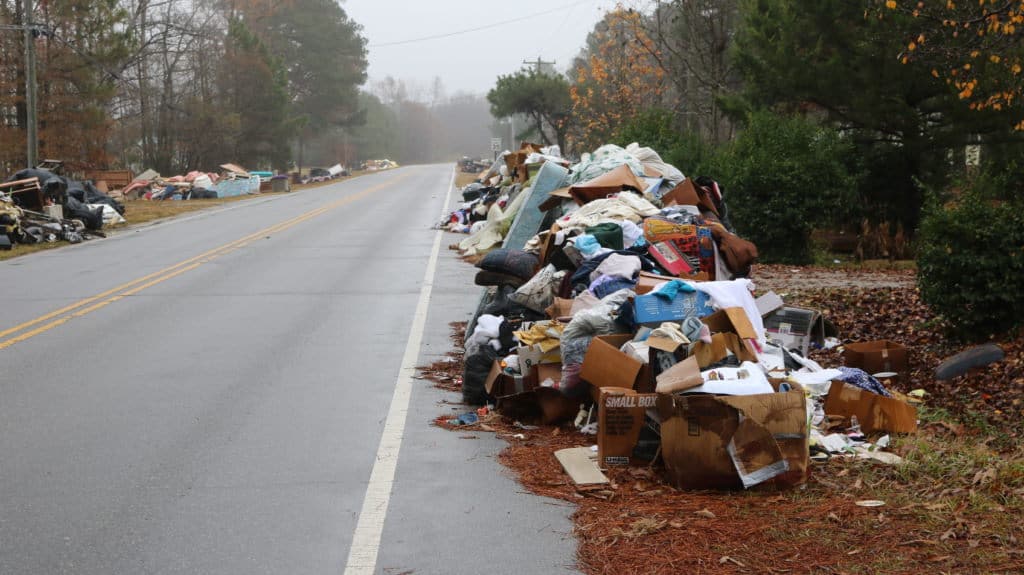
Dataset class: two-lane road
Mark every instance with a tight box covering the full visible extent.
[0,165,577,575]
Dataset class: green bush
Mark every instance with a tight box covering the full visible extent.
[613,108,711,176]
[703,111,859,264]
[917,182,1024,338]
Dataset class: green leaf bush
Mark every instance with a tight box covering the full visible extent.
[703,112,859,264]
[917,184,1024,338]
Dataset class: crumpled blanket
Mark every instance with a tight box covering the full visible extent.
[569,144,646,184]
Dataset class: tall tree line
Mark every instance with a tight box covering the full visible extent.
[0,0,367,175]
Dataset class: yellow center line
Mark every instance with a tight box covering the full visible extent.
[0,173,410,350]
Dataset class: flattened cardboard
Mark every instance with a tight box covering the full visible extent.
[555,447,609,485]
[568,165,646,205]
[655,355,703,393]
[580,334,644,401]
[755,291,785,317]
[824,381,918,434]
[657,382,808,490]
[843,340,909,376]
[598,387,658,466]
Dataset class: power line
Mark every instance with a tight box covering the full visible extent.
[367,0,592,48]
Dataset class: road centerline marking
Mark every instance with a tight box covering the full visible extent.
[0,173,411,350]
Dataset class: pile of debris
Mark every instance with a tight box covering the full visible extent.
[1,163,125,249]
[119,163,271,200]
[449,141,921,491]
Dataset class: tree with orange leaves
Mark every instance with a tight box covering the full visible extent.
[882,0,1024,126]
[569,8,668,150]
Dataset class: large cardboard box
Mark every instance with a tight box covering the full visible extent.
[597,387,659,466]
[824,381,918,433]
[580,334,644,401]
[657,382,809,490]
[843,340,909,375]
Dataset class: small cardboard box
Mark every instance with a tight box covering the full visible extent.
[580,334,644,401]
[843,340,909,376]
[516,344,561,371]
[635,271,676,295]
[763,306,828,356]
[657,382,809,490]
[824,381,918,434]
[648,241,694,276]
[633,289,713,327]
[598,387,659,466]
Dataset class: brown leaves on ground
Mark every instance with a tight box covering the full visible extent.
[495,419,1024,575]
[427,266,1024,574]
[415,321,466,393]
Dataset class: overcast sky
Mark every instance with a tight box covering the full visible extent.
[343,0,625,98]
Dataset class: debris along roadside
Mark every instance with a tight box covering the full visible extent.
[1,162,123,250]
[0,160,330,257]
[424,143,1024,574]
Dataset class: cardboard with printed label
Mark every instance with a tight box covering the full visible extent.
[633,289,713,327]
[598,387,659,466]
[516,344,561,371]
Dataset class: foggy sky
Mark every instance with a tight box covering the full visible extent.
[343,0,625,98]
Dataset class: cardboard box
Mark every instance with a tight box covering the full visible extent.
[763,306,827,356]
[633,289,713,327]
[659,178,701,208]
[516,344,561,371]
[497,386,580,425]
[843,340,909,376]
[648,241,694,276]
[824,381,918,434]
[580,334,644,401]
[657,382,809,490]
[598,387,659,466]
[635,271,675,295]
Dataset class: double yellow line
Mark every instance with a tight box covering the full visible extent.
[0,174,409,351]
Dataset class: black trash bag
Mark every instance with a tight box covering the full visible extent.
[462,342,499,405]
[461,183,485,201]
[64,196,104,230]
[67,179,125,215]
[190,188,218,199]
[9,168,67,205]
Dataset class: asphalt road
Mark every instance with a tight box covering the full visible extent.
[0,165,578,575]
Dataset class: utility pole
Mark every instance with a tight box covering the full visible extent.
[522,56,555,75]
[22,0,38,167]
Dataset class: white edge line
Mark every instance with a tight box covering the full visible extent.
[342,167,457,575]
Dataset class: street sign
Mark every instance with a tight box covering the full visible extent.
[490,137,502,152]
[965,144,980,167]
